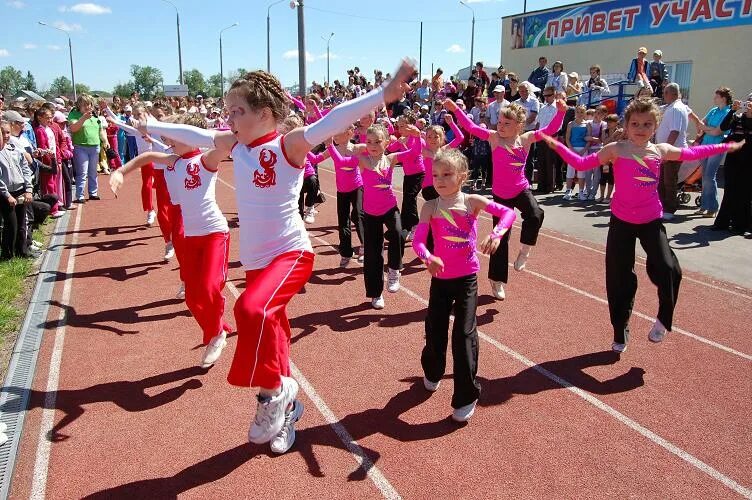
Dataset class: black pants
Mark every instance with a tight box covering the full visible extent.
[536,141,558,193]
[488,189,544,283]
[336,187,364,258]
[401,172,423,234]
[715,161,752,232]
[363,207,403,298]
[0,190,30,260]
[524,142,536,183]
[298,175,319,216]
[422,274,481,409]
[421,186,438,201]
[60,159,73,208]
[658,160,681,215]
[606,216,682,344]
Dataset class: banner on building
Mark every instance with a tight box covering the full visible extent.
[509,0,752,49]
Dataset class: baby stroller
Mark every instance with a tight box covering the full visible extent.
[677,160,702,207]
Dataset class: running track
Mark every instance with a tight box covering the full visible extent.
[6,159,751,499]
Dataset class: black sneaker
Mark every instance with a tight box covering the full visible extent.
[74,198,86,204]
[89,195,101,201]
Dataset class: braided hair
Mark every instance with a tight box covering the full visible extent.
[229,70,291,123]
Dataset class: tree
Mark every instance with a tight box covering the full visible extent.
[226,67,248,85]
[182,69,206,97]
[49,76,73,98]
[130,65,163,100]
[207,73,223,98]
[75,83,91,96]
[22,71,37,92]
[113,81,136,98]
[0,66,24,96]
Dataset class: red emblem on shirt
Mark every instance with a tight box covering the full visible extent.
[184,161,201,190]
[254,148,277,188]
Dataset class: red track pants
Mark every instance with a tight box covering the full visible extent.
[182,231,232,344]
[168,203,186,282]
[227,250,314,389]
[140,164,154,212]
[153,171,172,243]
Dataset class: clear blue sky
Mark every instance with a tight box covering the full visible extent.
[2,0,573,92]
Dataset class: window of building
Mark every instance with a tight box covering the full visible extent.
[665,61,693,103]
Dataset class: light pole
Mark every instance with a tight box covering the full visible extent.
[220,23,239,96]
[38,21,76,102]
[160,0,184,85]
[321,32,334,84]
[460,1,475,75]
[267,0,285,73]
[293,0,306,95]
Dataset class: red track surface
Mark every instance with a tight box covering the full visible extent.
[9,161,752,499]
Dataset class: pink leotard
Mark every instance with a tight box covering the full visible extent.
[304,151,324,179]
[422,119,465,189]
[326,144,363,193]
[361,156,398,216]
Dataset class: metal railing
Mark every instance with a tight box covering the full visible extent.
[573,80,642,115]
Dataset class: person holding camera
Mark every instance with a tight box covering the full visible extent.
[68,94,102,203]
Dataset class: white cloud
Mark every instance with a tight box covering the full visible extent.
[7,1,25,8]
[23,43,37,49]
[53,20,83,31]
[47,45,62,51]
[446,44,465,54]
[0,49,10,57]
[282,50,315,62]
[59,3,111,14]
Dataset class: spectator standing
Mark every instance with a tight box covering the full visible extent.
[507,73,521,101]
[462,78,481,111]
[431,68,444,95]
[487,86,511,129]
[583,65,611,106]
[712,94,751,233]
[695,87,732,218]
[515,82,541,181]
[535,86,563,193]
[655,83,689,220]
[416,79,431,105]
[545,61,569,93]
[0,121,35,260]
[475,62,490,94]
[529,57,550,94]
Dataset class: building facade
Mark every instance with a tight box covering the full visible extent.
[501,0,751,113]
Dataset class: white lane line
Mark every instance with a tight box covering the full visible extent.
[219,178,401,500]
[317,166,752,300]
[312,184,750,362]
[308,229,752,499]
[30,204,84,500]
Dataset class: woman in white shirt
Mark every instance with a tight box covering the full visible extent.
[546,61,569,94]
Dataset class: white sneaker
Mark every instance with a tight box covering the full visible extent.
[490,280,505,300]
[648,320,667,343]
[146,210,157,226]
[303,208,315,224]
[357,247,364,264]
[31,242,42,251]
[563,190,572,201]
[452,400,477,422]
[248,376,299,444]
[514,249,530,271]
[339,256,350,268]
[612,342,627,353]
[50,211,65,219]
[200,331,227,368]
[371,295,385,309]
[405,228,415,242]
[164,242,175,260]
[387,268,400,293]
[423,377,440,392]
[270,400,304,454]
[662,212,675,221]
[176,282,185,300]
[578,191,587,201]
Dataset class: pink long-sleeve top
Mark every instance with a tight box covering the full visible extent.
[422,119,465,189]
[412,196,516,279]
[455,108,564,199]
[304,151,324,179]
[358,139,420,216]
[326,144,363,193]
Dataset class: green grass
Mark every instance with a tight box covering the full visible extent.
[0,221,52,342]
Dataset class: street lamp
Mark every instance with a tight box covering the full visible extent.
[160,0,184,86]
[267,0,285,73]
[38,21,77,102]
[220,23,239,96]
[460,1,475,75]
[321,32,334,84]
[293,0,306,95]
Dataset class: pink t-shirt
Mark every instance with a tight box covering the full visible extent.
[611,154,663,224]
[400,135,425,176]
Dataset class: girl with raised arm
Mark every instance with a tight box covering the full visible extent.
[539,99,744,353]
[444,97,565,300]
[137,62,415,453]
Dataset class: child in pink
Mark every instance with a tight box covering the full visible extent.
[540,99,742,353]
[412,148,515,423]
